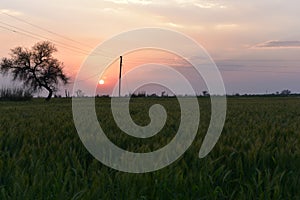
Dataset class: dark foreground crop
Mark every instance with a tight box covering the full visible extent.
[0,97,299,199]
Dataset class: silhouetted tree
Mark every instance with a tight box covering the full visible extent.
[0,41,69,100]
[280,89,291,96]
[75,89,84,97]
[202,90,209,96]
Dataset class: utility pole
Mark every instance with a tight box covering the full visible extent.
[119,56,123,97]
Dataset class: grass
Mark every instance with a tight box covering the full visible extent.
[0,97,299,199]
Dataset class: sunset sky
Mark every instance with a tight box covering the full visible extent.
[1,0,300,96]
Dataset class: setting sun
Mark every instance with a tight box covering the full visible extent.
[99,79,105,85]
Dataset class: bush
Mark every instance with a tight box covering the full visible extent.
[0,87,33,101]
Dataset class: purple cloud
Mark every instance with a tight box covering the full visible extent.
[255,40,300,48]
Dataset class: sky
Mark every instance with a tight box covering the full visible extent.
[0,0,300,96]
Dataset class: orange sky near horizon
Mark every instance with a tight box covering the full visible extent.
[95,49,196,95]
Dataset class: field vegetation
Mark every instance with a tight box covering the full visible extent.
[0,97,299,199]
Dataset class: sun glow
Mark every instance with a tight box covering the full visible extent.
[99,79,105,85]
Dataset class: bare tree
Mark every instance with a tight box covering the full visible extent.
[0,41,69,100]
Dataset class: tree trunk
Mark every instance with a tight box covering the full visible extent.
[46,89,53,101]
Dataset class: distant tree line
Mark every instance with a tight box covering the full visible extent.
[0,87,32,101]
[1,41,299,101]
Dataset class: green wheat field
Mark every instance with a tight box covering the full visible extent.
[0,97,299,199]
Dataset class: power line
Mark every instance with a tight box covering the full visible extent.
[2,12,93,47]
[1,11,116,57]
[0,22,117,58]
[0,23,95,56]
[0,25,17,33]
[0,24,50,41]
[0,21,114,57]
[0,21,84,54]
